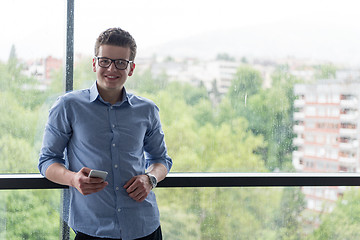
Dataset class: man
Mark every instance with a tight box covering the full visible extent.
[38,27,172,240]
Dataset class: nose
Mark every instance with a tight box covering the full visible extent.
[107,61,117,71]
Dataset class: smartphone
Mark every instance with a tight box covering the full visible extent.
[88,169,108,181]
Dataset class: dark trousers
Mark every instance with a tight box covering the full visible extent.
[74,226,162,240]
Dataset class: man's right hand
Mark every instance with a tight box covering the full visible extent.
[45,163,108,196]
[71,167,108,195]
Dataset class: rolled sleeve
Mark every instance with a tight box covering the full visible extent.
[38,97,72,176]
[144,106,173,172]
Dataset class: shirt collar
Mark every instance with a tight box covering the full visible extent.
[89,82,99,102]
[89,81,133,106]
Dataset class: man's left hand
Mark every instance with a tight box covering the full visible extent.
[124,175,152,202]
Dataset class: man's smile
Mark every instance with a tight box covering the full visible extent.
[105,75,120,79]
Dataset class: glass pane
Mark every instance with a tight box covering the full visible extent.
[156,187,360,239]
[0,0,65,173]
[68,2,359,238]
[0,189,71,240]
[71,0,360,174]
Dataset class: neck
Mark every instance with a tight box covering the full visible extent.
[98,87,123,105]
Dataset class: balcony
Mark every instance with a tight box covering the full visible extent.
[338,157,357,165]
[340,99,358,108]
[339,128,358,136]
[294,99,306,107]
[293,137,305,146]
[293,150,304,158]
[339,141,359,150]
[294,112,305,120]
[293,125,305,133]
[2,173,360,239]
[292,157,304,171]
[340,113,358,122]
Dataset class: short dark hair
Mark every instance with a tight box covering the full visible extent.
[94,27,137,61]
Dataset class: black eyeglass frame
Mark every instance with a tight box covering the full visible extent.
[95,57,134,70]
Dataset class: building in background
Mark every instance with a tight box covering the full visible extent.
[293,71,360,213]
[23,56,62,89]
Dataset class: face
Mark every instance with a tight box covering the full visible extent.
[92,44,135,93]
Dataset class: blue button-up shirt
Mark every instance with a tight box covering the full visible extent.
[38,82,172,240]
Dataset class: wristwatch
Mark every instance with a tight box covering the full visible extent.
[145,172,158,189]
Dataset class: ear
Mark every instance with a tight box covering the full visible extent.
[92,58,97,72]
[128,63,136,76]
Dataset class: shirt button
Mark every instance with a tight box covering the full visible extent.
[117,208,121,212]
[112,124,115,128]
[112,143,116,147]
[114,164,118,168]
[110,106,113,110]
[116,187,119,191]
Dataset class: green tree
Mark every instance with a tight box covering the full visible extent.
[309,188,360,240]
[0,91,39,146]
[73,56,96,90]
[1,190,61,240]
[165,81,209,106]
[216,53,235,62]
[127,68,168,94]
[223,65,301,171]
[146,80,281,239]
[274,188,306,240]
[0,135,38,173]
[314,64,337,80]
[0,50,63,238]
[227,66,263,114]
[245,78,296,170]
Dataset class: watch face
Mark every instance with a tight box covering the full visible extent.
[150,176,156,185]
[147,173,157,188]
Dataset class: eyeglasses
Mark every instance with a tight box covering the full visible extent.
[95,57,133,70]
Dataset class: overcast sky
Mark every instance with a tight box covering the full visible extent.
[1,0,359,66]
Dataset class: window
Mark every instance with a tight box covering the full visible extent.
[0,1,66,238]
[1,0,360,239]
[0,1,65,173]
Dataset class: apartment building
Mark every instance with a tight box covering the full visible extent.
[137,57,241,95]
[23,56,62,89]
[293,76,360,212]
